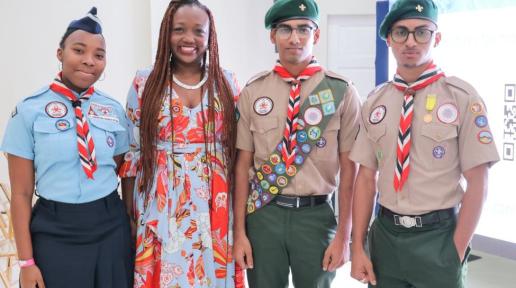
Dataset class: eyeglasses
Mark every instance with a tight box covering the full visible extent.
[390,27,435,44]
[275,24,316,40]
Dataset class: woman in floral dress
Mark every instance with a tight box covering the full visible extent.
[119,1,243,287]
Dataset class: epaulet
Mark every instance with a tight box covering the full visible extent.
[325,70,350,85]
[245,70,271,86]
[444,76,477,96]
[367,81,390,98]
[22,86,50,102]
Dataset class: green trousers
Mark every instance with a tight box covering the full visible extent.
[246,202,337,288]
[368,215,470,288]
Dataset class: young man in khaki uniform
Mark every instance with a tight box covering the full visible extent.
[350,0,500,287]
[232,0,361,287]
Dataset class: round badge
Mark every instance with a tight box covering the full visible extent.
[477,130,493,144]
[262,194,270,202]
[308,127,321,140]
[474,115,488,128]
[470,102,483,114]
[316,137,327,148]
[304,107,323,126]
[267,174,277,183]
[124,151,134,161]
[260,180,270,190]
[247,203,255,214]
[286,165,297,177]
[55,119,70,131]
[255,200,262,208]
[171,105,181,114]
[301,143,311,154]
[437,103,459,124]
[275,163,286,175]
[251,190,259,201]
[423,114,433,123]
[277,143,283,152]
[45,101,68,118]
[106,136,115,148]
[294,155,304,165]
[277,176,288,187]
[369,105,386,124]
[269,186,279,194]
[297,131,308,143]
[270,154,281,165]
[433,146,446,159]
[262,164,272,174]
[253,97,274,115]
[256,172,264,181]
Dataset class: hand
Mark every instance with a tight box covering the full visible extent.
[350,247,377,286]
[20,265,45,288]
[322,235,349,272]
[233,232,254,269]
[453,236,468,263]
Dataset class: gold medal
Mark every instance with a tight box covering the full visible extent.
[424,114,433,123]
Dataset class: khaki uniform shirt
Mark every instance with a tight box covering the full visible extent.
[350,76,500,215]
[237,69,361,196]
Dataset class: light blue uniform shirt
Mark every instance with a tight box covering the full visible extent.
[1,86,129,203]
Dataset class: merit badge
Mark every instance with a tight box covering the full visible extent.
[309,94,320,105]
[437,103,458,124]
[106,136,115,148]
[277,176,288,187]
[275,163,286,175]
[255,200,262,208]
[260,180,270,190]
[247,203,256,214]
[470,102,483,114]
[477,130,493,144]
[322,102,336,116]
[318,89,334,103]
[270,154,281,165]
[316,137,327,148]
[433,146,446,159]
[262,193,271,202]
[253,97,274,115]
[277,143,283,152]
[45,101,68,118]
[262,164,273,174]
[269,186,279,194]
[295,155,304,165]
[55,119,71,131]
[304,107,323,126]
[369,105,386,124]
[251,190,259,201]
[308,126,321,140]
[256,172,264,181]
[423,114,433,123]
[286,165,297,177]
[267,174,277,183]
[297,131,308,143]
[475,115,488,128]
[301,143,311,154]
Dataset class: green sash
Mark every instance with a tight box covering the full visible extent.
[246,76,348,214]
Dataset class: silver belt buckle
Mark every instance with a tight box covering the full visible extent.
[394,215,422,228]
[296,197,300,208]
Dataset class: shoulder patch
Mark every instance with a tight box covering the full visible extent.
[325,70,351,85]
[246,71,272,86]
[444,76,478,96]
[22,86,50,102]
[367,82,390,98]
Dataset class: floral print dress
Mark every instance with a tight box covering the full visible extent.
[120,68,243,288]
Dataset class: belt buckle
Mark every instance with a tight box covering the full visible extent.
[393,215,422,228]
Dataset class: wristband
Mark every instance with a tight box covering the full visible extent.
[19,258,35,268]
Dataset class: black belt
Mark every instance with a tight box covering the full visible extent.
[272,195,329,209]
[379,206,456,228]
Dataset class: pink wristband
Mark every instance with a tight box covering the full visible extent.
[19,258,35,268]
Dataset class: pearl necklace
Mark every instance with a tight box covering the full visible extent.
[172,73,208,90]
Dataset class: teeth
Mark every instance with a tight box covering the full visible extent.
[181,47,196,53]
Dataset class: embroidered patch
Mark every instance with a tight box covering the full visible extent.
[286,165,297,177]
[277,176,288,187]
[301,143,311,154]
[297,119,306,130]
[262,193,271,202]
[475,115,488,128]
[277,143,283,152]
[297,131,308,143]
[269,186,279,194]
[270,154,281,165]
[255,200,262,208]
[369,105,386,124]
[294,155,304,165]
[477,130,493,144]
[433,146,446,159]
[256,172,264,180]
[267,174,277,183]
[260,180,270,190]
[253,97,274,115]
[106,136,115,148]
[262,164,272,174]
[321,102,336,116]
[275,163,286,175]
[437,103,458,124]
[251,190,259,200]
[45,101,68,118]
[55,119,71,131]
[316,137,327,148]
[88,102,119,122]
[470,102,483,114]
[247,203,256,214]
[319,89,334,103]
[304,107,323,126]
[308,94,320,105]
[308,126,321,140]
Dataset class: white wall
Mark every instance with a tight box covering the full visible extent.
[0,0,152,184]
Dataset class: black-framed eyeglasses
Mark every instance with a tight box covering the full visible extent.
[275,24,316,40]
[390,27,435,44]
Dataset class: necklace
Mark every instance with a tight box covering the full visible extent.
[172,72,208,90]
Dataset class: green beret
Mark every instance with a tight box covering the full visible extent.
[379,0,438,40]
[264,0,319,29]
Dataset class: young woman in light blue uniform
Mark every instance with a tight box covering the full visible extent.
[1,7,133,288]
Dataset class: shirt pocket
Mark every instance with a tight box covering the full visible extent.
[314,120,339,159]
[250,116,279,158]
[421,123,459,168]
[33,117,76,160]
[89,118,126,158]
[366,124,387,167]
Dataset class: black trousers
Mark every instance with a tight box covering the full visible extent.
[30,191,134,288]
